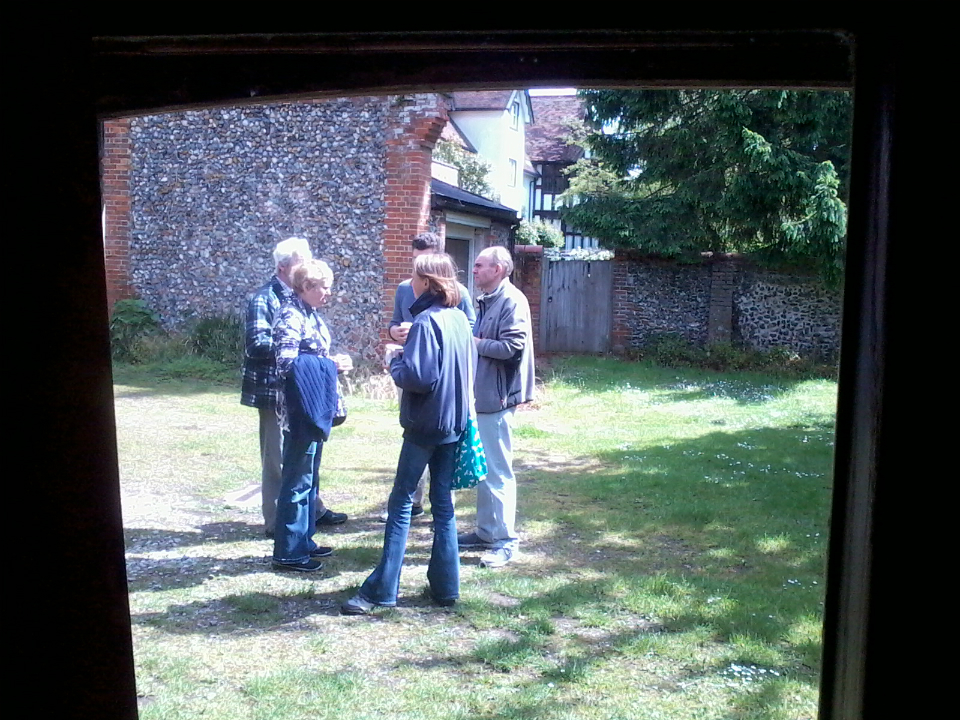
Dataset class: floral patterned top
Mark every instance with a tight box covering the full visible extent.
[272,293,332,432]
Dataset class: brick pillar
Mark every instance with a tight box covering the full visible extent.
[382,94,448,344]
[513,245,543,351]
[101,118,134,310]
[611,250,637,353]
[707,256,737,344]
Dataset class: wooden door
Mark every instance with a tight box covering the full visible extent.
[540,260,612,352]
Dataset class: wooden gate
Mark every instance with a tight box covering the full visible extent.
[539,259,613,353]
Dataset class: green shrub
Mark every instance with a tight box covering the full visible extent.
[639,333,836,378]
[643,333,705,367]
[703,341,754,371]
[130,333,190,365]
[110,303,245,381]
[110,299,161,362]
[515,219,564,248]
[190,314,244,367]
[148,355,239,383]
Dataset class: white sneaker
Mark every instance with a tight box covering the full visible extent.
[479,547,516,568]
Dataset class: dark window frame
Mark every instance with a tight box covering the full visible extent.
[34,26,913,720]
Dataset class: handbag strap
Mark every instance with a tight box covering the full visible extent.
[466,333,478,421]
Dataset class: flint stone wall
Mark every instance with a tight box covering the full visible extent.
[611,255,841,358]
[129,97,390,362]
[735,269,842,359]
[616,259,712,348]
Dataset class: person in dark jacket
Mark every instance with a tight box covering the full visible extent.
[378,231,476,522]
[342,253,477,613]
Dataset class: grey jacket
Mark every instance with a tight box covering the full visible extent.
[474,279,536,414]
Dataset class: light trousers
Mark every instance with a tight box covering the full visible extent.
[474,407,518,550]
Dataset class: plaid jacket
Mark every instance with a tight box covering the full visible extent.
[273,293,332,432]
[240,276,290,409]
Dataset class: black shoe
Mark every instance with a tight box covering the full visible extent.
[310,546,334,558]
[422,587,457,607]
[457,531,492,549]
[317,509,348,526]
[272,558,324,572]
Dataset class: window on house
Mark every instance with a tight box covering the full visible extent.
[508,158,517,186]
[541,163,568,195]
[511,100,521,130]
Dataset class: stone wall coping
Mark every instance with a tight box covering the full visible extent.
[515,244,544,255]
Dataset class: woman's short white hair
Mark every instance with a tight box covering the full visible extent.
[273,237,313,269]
[291,259,334,294]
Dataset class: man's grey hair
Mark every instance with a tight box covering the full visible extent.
[481,245,515,276]
[273,237,313,269]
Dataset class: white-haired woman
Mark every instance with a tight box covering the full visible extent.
[342,253,476,612]
[272,259,352,572]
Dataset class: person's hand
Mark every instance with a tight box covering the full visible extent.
[391,322,413,344]
[331,353,353,373]
[384,343,403,366]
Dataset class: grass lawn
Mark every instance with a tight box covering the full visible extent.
[115,356,836,720]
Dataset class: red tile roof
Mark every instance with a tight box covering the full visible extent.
[439,119,476,152]
[449,90,516,110]
[527,95,586,163]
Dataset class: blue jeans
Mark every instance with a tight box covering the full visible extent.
[360,439,459,605]
[273,424,323,563]
[260,407,329,534]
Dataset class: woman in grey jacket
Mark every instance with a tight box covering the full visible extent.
[343,253,477,613]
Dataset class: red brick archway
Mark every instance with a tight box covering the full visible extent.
[381,93,448,343]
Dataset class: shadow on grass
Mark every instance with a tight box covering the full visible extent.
[120,359,831,717]
[131,569,465,635]
[124,525,394,595]
[519,425,830,618]
[113,366,240,397]
[392,571,817,720]
[131,587,346,633]
[396,599,811,720]
[126,553,287,593]
[125,522,271,553]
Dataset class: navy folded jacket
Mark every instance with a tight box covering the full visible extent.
[287,354,339,441]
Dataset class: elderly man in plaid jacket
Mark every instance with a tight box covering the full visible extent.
[241,238,348,536]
